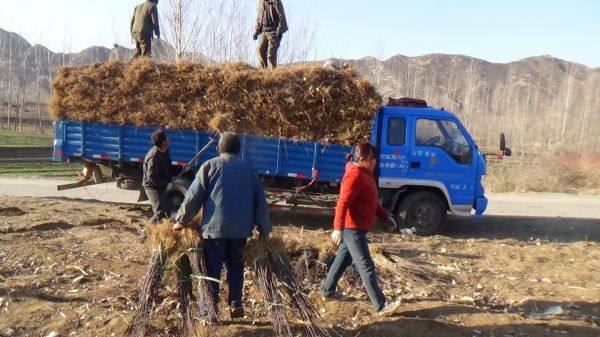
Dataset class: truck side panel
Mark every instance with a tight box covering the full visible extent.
[54,120,350,184]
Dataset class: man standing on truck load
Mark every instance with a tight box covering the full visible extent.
[253,0,288,69]
[143,129,172,224]
[130,0,160,59]
[322,143,401,316]
[173,132,272,319]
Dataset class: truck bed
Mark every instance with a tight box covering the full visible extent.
[53,120,350,185]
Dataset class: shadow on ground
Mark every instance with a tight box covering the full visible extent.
[272,210,600,243]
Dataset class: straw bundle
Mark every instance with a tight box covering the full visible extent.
[50,59,382,145]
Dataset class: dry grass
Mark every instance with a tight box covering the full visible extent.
[487,154,600,193]
[50,59,382,145]
[148,219,203,257]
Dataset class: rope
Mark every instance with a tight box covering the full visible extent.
[190,274,221,284]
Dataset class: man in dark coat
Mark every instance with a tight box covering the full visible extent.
[143,129,172,224]
[253,0,288,69]
[130,0,161,58]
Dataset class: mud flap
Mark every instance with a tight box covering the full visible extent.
[475,197,488,216]
[138,187,148,202]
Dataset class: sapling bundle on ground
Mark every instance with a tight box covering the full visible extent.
[370,244,452,283]
[269,241,330,337]
[187,244,219,325]
[317,239,447,283]
[125,232,168,337]
[245,236,329,337]
[125,220,213,337]
[49,59,382,145]
[316,239,362,287]
[245,237,293,337]
[175,255,196,334]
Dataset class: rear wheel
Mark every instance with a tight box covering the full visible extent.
[396,191,447,236]
[167,190,185,211]
[166,178,192,212]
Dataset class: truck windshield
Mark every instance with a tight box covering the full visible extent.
[415,119,473,165]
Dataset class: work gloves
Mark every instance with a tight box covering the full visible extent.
[252,32,259,41]
[172,221,184,231]
[384,216,398,232]
[331,229,343,246]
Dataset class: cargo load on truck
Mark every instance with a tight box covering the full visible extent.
[50,59,382,145]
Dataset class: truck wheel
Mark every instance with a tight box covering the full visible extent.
[117,178,140,191]
[396,191,447,236]
[167,178,192,212]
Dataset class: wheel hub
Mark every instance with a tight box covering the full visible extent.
[414,204,435,227]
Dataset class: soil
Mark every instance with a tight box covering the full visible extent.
[0,195,599,337]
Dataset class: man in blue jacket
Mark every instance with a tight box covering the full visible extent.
[173,132,272,319]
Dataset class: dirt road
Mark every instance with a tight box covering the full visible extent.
[0,180,599,337]
[1,177,599,219]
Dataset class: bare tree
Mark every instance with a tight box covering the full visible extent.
[0,33,5,130]
[277,2,318,65]
[34,46,42,133]
[202,0,253,63]
[6,32,12,131]
[560,63,575,153]
[160,0,210,62]
[17,47,31,132]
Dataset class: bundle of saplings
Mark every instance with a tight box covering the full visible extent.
[49,59,382,145]
[244,236,330,337]
[126,220,217,337]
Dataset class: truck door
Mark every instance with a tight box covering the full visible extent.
[409,117,477,211]
[378,115,411,179]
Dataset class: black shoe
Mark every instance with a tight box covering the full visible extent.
[229,301,244,319]
[322,293,348,302]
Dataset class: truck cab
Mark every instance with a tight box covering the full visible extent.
[372,104,488,235]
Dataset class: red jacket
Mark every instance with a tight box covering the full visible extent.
[334,163,390,231]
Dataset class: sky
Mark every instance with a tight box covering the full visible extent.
[1,0,599,67]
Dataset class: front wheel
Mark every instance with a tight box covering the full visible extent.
[396,191,447,236]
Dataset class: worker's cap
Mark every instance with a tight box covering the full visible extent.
[218,132,241,155]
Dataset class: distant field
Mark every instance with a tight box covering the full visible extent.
[0,162,80,178]
[0,130,53,147]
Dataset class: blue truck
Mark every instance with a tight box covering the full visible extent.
[52,99,510,235]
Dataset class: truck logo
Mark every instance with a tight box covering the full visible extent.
[429,156,439,167]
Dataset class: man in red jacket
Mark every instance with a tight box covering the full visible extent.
[323,143,400,316]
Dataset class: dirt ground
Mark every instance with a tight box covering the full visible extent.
[0,196,599,337]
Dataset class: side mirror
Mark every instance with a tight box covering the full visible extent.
[499,133,512,157]
[483,133,512,159]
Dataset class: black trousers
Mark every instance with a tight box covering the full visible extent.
[203,238,248,305]
[144,187,171,224]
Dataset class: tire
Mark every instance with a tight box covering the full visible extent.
[166,178,192,212]
[395,191,447,236]
[117,178,140,191]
